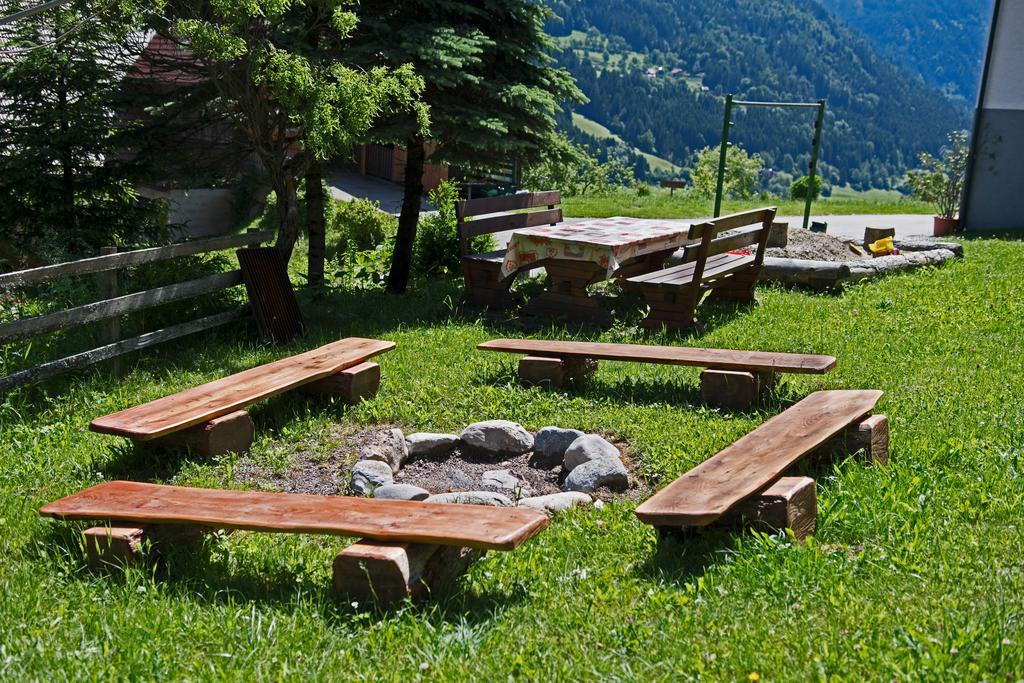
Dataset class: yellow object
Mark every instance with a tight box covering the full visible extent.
[868,237,894,255]
[848,242,866,256]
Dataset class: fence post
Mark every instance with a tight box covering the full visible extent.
[98,246,121,374]
[246,228,262,249]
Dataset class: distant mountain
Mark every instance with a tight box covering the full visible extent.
[816,0,992,102]
[548,0,970,190]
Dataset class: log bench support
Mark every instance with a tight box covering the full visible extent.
[333,540,482,607]
[83,524,208,568]
[699,369,778,410]
[656,476,817,542]
[462,261,516,310]
[518,356,598,388]
[299,361,381,404]
[845,414,889,465]
[146,410,255,457]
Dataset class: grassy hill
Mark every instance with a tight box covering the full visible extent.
[571,113,681,176]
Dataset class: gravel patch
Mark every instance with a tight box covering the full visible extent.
[766,227,869,262]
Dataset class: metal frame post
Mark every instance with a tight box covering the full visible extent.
[803,100,826,230]
[713,94,734,218]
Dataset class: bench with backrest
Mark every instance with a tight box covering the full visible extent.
[477,338,836,409]
[40,481,548,606]
[635,390,888,540]
[90,337,395,456]
[457,190,562,309]
[625,207,777,330]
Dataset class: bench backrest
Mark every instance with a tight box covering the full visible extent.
[456,191,562,257]
[682,207,777,282]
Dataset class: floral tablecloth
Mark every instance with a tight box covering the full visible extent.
[500,217,690,278]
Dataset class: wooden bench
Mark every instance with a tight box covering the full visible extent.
[457,190,562,309]
[40,481,548,606]
[477,338,836,409]
[635,390,888,540]
[625,207,777,330]
[90,337,395,456]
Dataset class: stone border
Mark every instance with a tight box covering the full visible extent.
[761,240,962,291]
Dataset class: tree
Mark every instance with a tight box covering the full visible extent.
[0,0,166,259]
[690,144,763,200]
[348,0,584,293]
[789,175,822,201]
[168,0,427,259]
[907,130,969,219]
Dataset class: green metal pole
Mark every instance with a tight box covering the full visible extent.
[714,94,734,218]
[803,99,826,230]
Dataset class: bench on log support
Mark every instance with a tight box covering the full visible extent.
[635,390,886,538]
[625,207,776,330]
[477,338,836,409]
[89,337,395,456]
[41,481,548,607]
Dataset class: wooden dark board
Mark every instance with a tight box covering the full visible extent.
[237,247,304,343]
[478,339,836,374]
[635,390,883,526]
[40,481,549,551]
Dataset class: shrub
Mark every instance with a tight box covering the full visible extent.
[413,181,494,279]
[329,198,396,253]
[789,175,822,201]
[690,145,763,200]
[907,130,969,219]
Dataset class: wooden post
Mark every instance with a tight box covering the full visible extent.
[246,227,263,249]
[99,246,120,374]
[299,361,381,404]
[700,369,759,409]
[148,410,255,456]
[718,476,817,541]
[847,414,889,465]
[518,356,597,388]
[83,524,208,567]
[333,540,481,607]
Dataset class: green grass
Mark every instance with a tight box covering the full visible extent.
[571,113,682,176]
[2,239,1024,679]
[563,186,934,219]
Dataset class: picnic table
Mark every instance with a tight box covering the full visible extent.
[501,217,690,324]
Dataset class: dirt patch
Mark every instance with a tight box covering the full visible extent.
[766,227,869,262]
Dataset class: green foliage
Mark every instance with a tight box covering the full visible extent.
[0,0,168,259]
[907,130,970,219]
[330,199,396,254]
[790,175,823,201]
[691,145,764,200]
[548,0,969,189]
[522,133,636,197]
[411,181,491,279]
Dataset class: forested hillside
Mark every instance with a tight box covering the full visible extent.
[817,0,992,102]
[548,0,969,190]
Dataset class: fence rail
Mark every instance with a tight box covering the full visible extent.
[0,228,271,392]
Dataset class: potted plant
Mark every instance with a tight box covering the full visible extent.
[907,130,969,236]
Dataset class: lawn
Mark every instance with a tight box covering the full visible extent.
[563,187,934,220]
[2,238,1023,679]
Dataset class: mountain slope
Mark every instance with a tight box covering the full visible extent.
[816,0,992,102]
[548,0,969,189]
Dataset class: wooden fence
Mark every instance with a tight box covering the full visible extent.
[0,228,273,392]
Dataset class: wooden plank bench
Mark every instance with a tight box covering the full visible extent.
[40,481,548,606]
[635,390,888,540]
[625,207,777,330]
[477,338,836,409]
[90,337,395,456]
[457,190,562,309]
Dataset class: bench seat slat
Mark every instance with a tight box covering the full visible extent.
[634,390,883,527]
[462,249,508,264]
[477,339,836,374]
[629,254,753,287]
[90,337,395,440]
[40,481,548,551]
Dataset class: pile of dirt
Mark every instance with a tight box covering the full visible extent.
[766,228,869,262]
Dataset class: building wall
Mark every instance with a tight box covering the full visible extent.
[964,0,1024,231]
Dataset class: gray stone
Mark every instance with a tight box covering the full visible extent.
[518,491,592,515]
[563,434,620,472]
[350,459,394,495]
[482,469,529,494]
[564,458,629,493]
[373,484,431,501]
[447,468,474,489]
[427,491,513,507]
[460,420,534,457]
[532,427,585,467]
[359,428,408,473]
[405,432,460,458]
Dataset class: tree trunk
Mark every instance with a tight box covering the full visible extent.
[387,137,426,294]
[273,174,300,261]
[305,163,325,287]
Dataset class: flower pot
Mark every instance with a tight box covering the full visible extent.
[933,216,957,236]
